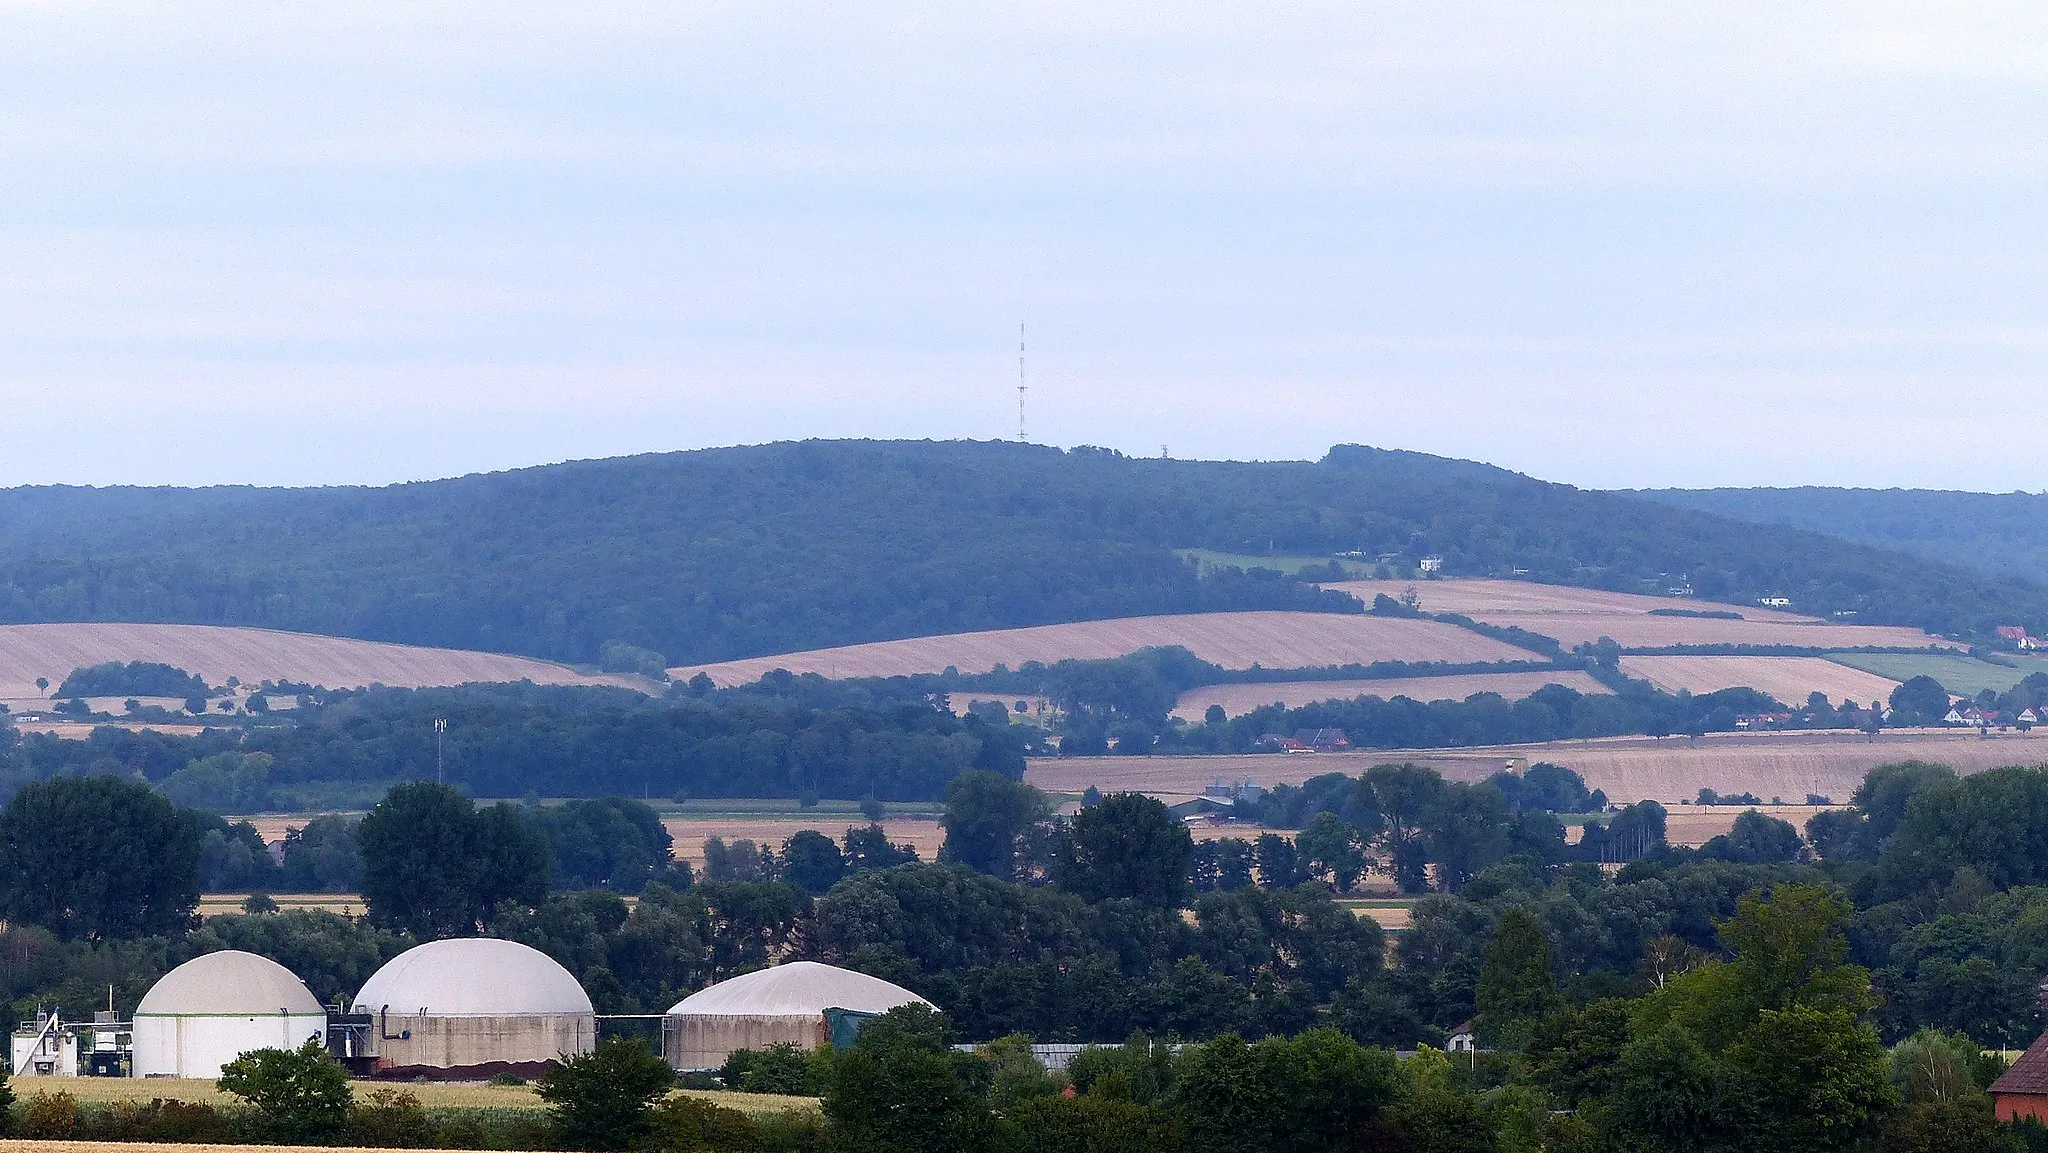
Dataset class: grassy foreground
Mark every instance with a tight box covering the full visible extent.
[25,1078,817,1118]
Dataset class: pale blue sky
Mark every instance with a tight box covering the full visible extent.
[5,3,2048,489]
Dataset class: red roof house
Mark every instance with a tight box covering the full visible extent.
[1991,1030,2048,1121]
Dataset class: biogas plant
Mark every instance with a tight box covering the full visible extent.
[9,945,924,1080]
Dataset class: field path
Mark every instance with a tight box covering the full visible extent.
[671,611,1530,686]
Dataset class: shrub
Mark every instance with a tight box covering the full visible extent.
[647,1095,765,1151]
[535,1036,678,1151]
[18,1090,78,1139]
[348,1088,434,1147]
[218,1039,351,1142]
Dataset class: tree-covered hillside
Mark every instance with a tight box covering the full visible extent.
[0,440,2043,665]
[1640,486,2048,587]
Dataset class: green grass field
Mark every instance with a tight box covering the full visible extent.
[1828,652,2038,697]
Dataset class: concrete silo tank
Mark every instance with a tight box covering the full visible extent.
[352,938,594,1078]
[663,960,932,1071]
[131,950,326,1078]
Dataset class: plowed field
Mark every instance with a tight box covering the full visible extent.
[672,612,1531,686]
[1171,670,1609,720]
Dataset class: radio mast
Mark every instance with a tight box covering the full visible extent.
[1017,323,1027,442]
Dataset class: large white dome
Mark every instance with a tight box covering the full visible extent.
[354,939,593,1017]
[137,951,323,1017]
[666,961,930,1018]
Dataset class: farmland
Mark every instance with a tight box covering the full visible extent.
[1828,650,2048,697]
[1170,670,1610,721]
[1326,578,1955,650]
[1026,727,2048,807]
[670,611,1533,686]
[19,1077,816,1117]
[0,623,644,712]
[1617,655,1901,707]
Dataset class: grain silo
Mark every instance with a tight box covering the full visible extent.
[351,938,594,1078]
[132,951,327,1078]
[663,960,932,1071]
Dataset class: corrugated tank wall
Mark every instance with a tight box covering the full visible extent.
[370,1013,594,1075]
[663,1013,828,1071]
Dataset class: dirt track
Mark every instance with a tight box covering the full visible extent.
[1026,728,2048,805]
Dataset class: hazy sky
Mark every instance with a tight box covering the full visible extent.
[6,3,2048,490]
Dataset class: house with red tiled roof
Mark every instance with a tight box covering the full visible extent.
[1990,1030,2048,1121]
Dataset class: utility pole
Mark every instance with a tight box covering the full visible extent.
[434,717,446,785]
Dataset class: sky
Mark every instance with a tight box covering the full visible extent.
[6,3,2048,491]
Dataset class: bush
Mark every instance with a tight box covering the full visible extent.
[722,1042,816,1095]
[81,1098,230,1144]
[535,1036,678,1151]
[348,1088,435,1147]
[647,1094,766,1151]
[17,1090,78,1139]
[218,1039,351,1142]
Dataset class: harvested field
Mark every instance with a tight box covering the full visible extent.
[1026,728,2048,807]
[671,612,1532,687]
[196,893,364,918]
[1328,579,1813,622]
[1618,656,1901,707]
[663,817,946,867]
[0,623,645,710]
[1325,579,1954,651]
[1172,670,1609,721]
[9,719,209,740]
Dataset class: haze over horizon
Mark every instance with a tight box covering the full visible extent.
[8,4,2048,491]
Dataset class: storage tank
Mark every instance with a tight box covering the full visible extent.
[663,961,932,1071]
[352,938,593,1078]
[132,951,326,1078]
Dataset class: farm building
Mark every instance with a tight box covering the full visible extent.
[1993,1029,2048,1121]
[352,938,594,1078]
[663,960,931,1071]
[132,951,326,1078]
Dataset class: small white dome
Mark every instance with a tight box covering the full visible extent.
[354,939,593,1017]
[137,951,323,1017]
[666,961,930,1018]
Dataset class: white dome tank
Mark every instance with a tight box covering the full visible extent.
[132,950,326,1078]
[663,961,930,1071]
[352,939,594,1077]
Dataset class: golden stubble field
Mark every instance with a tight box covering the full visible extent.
[660,817,947,866]
[1027,728,2048,807]
[1617,655,1902,707]
[1325,579,1954,651]
[0,623,646,709]
[1171,670,1610,721]
[669,611,1533,686]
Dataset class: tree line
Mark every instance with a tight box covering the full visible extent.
[1,439,2042,666]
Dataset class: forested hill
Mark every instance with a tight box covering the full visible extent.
[1640,486,2048,587]
[1,440,2043,665]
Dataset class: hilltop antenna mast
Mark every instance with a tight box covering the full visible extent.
[1017,323,1027,442]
